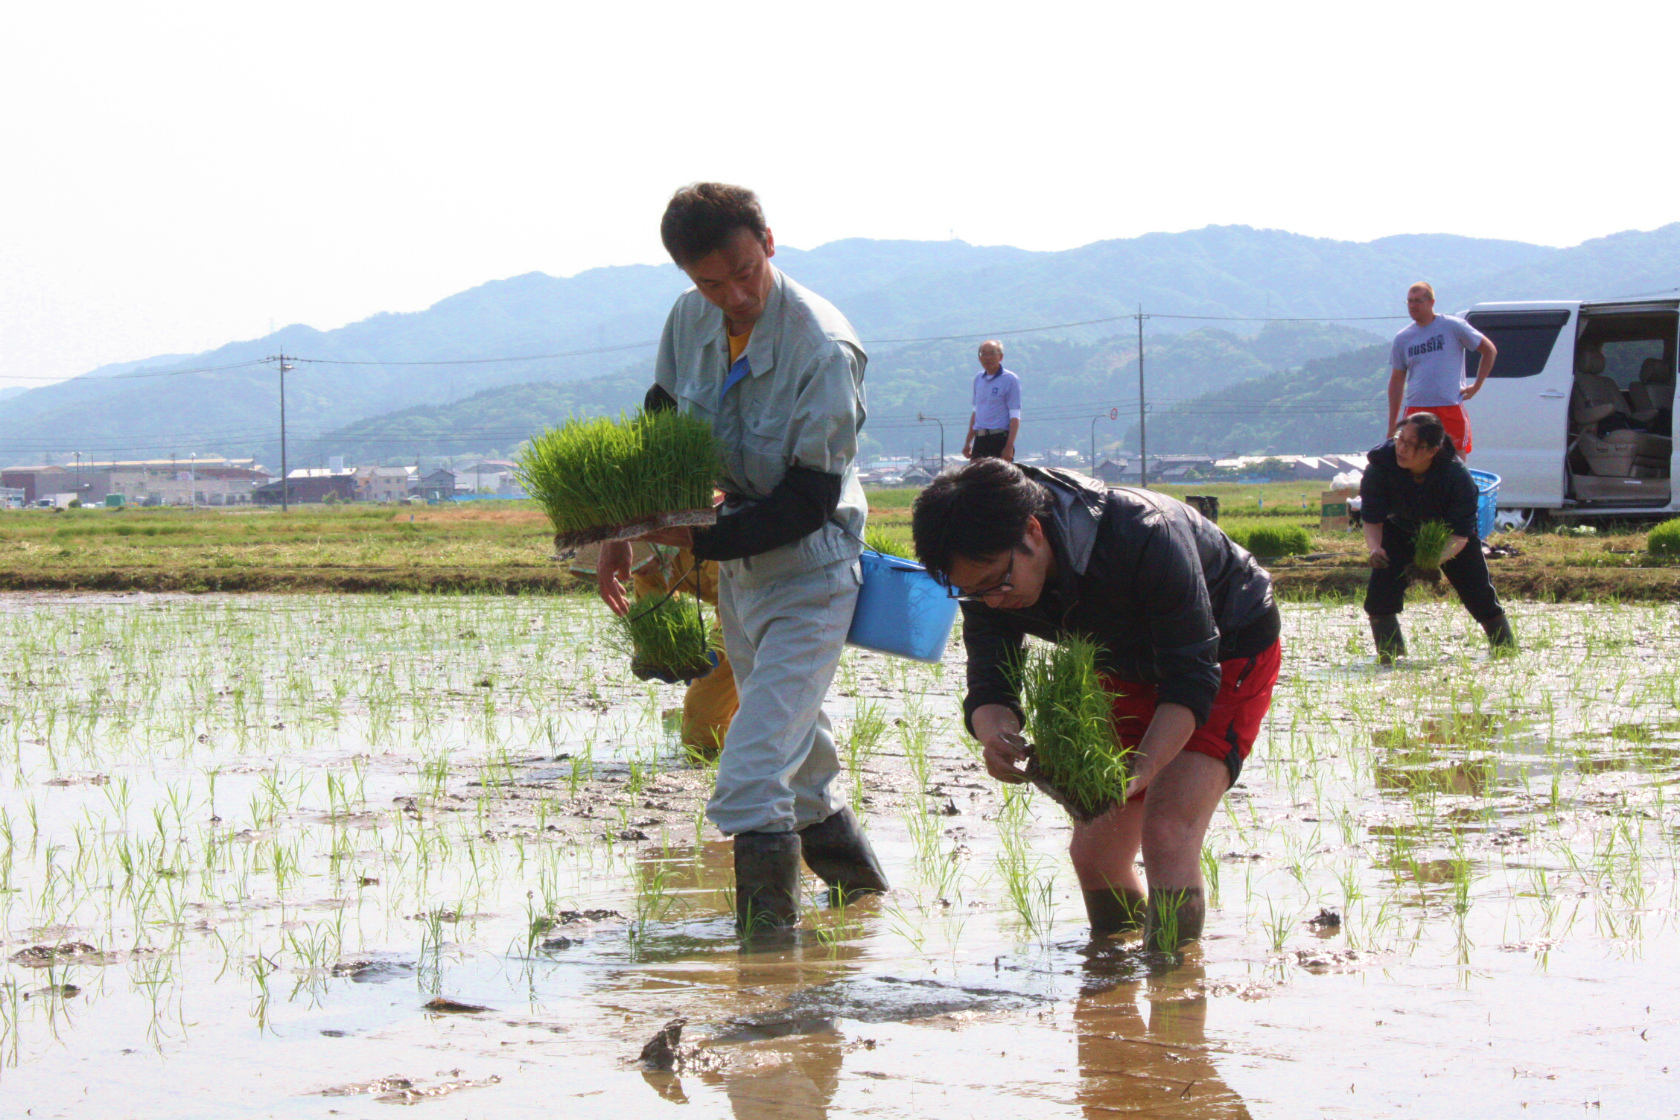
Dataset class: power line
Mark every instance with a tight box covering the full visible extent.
[287,340,660,367]
[153,307,1411,372]
[1149,312,1406,323]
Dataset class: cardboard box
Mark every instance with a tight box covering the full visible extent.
[1319,487,1357,532]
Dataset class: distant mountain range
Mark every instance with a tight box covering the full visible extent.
[3,223,1677,465]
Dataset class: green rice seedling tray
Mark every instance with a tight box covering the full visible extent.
[551,508,717,550]
[519,410,722,548]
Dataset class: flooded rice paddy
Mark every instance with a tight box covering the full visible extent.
[2,592,1678,1117]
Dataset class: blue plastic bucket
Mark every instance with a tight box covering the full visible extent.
[847,551,960,663]
[1468,468,1500,540]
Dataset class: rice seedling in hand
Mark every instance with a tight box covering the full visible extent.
[612,592,720,684]
[518,410,722,546]
[1408,520,1453,581]
[1015,637,1131,822]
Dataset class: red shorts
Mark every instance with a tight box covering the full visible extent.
[1405,403,1472,455]
[1104,639,1281,799]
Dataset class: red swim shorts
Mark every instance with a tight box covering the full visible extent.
[1405,403,1472,455]
[1103,638,1281,798]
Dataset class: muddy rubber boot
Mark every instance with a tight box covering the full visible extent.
[1142,887,1206,953]
[798,805,889,901]
[1083,887,1145,937]
[1369,614,1405,664]
[733,831,802,935]
[1481,612,1518,656]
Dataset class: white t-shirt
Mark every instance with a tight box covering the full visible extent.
[1390,314,1486,409]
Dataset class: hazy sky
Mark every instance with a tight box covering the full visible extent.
[3,0,1675,387]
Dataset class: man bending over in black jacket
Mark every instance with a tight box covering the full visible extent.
[912,460,1281,951]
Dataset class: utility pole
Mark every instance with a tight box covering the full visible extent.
[1137,305,1149,489]
[271,351,294,512]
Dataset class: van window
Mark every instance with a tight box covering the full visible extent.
[1601,339,1665,388]
[1465,310,1570,379]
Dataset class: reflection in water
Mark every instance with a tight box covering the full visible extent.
[1372,715,1501,797]
[1073,949,1250,1118]
[705,1036,843,1120]
[624,839,860,1119]
[1373,755,1493,796]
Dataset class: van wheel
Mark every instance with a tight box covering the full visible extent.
[1493,507,1542,533]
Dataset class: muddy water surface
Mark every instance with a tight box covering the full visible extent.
[1,594,1677,1117]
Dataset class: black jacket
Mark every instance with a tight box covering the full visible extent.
[1359,441,1479,539]
[960,468,1280,733]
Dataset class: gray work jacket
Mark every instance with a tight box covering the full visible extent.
[654,266,868,589]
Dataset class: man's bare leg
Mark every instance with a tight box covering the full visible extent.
[1138,751,1230,951]
[1069,799,1146,934]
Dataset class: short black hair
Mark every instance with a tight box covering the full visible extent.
[911,459,1051,582]
[660,182,769,268]
[1399,410,1459,461]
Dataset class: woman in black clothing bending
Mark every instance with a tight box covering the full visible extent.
[1361,411,1516,662]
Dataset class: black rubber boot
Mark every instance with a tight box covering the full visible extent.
[1142,887,1206,953]
[798,805,889,901]
[1369,614,1406,664]
[733,831,802,935]
[1481,612,1518,655]
[1083,887,1145,937]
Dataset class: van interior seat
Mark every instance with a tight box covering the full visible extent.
[1571,365,1670,476]
[1574,429,1645,477]
[1627,356,1675,422]
[1570,370,1625,427]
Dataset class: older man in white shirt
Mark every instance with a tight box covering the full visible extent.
[964,340,1022,461]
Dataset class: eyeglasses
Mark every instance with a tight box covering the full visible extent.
[945,549,1016,602]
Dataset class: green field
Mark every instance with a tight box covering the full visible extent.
[1,489,1676,599]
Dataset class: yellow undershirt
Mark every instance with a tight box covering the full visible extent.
[728,327,752,364]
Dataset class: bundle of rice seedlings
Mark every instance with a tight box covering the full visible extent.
[1409,519,1453,578]
[865,526,914,560]
[1015,636,1132,821]
[612,592,721,683]
[518,410,722,546]
[1240,523,1312,559]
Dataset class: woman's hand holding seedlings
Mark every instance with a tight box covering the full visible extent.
[972,704,1029,784]
[1368,547,1389,570]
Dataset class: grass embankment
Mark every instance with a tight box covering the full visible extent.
[6,483,1680,599]
[0,504,568,593]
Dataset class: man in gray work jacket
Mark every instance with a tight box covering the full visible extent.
[597,183,887,935]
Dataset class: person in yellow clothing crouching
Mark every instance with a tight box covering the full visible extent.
[569,542,737,756]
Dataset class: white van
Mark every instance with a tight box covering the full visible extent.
[1462,297,1675,529]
